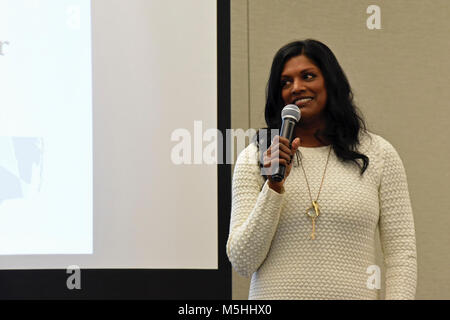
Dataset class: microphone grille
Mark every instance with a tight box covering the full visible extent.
[281,104,301,122]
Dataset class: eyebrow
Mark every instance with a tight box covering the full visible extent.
[281,67,318,78]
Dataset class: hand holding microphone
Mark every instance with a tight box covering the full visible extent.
[263,104,301,193]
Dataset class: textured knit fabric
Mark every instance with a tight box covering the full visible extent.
[226,131,417,300]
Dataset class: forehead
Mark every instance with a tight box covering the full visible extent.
[281,55,320,75]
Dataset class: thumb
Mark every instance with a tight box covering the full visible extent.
[291,137,301,150]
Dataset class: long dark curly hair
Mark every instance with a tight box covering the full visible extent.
[255,39,369,175]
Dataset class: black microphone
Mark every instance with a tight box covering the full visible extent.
[272,104,301,182]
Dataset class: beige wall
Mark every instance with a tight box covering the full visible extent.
[230,0,450,300]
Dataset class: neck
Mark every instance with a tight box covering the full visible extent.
[294,121,329,147]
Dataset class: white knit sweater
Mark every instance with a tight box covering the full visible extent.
[226,131,417,300]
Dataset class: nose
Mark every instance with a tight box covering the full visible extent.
[291,78,307,94]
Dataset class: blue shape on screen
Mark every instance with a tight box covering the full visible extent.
[0,167,23,204]
[0,137,43,204]
[12,137,43,184]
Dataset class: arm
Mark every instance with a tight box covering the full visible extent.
[226,144,284,278]
[378,139,417,299]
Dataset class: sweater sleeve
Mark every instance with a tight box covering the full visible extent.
[226,144,284,278]
[378,138,417,299]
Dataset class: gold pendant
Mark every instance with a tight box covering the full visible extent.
[306,201,320,239]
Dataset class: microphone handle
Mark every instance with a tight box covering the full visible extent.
[272,118,297,182]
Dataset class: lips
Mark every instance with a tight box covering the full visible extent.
[293,96,314,107]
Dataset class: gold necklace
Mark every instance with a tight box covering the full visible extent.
[296,146,332,240]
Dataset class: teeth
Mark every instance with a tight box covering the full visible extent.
[296,98,313,104]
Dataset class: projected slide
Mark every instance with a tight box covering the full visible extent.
[0,0,217,270]
[0,0,93,254]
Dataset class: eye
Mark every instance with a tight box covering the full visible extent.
[303,73,316,81]
[280,79,291,88]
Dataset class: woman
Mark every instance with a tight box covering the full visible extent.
[226,39,417,300]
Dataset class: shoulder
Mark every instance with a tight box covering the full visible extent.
[359,131,406,174]
[359,131,400,157]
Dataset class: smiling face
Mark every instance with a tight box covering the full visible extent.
[280,54,327,125]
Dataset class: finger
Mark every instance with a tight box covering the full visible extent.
[278,136,290,147]
[278,158,288,167]
[263,155,271,168]
[265,156,290,169]
[263,159,279,175]
[278,150,292,162]
[272,135,280,145]
[269,149,279,159]
[276,141,291,155]
[269,149,291,162]
[267,158,288,169]
[269,143,289,158]
[291,137,301,152]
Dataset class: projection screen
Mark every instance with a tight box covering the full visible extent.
[0,0,218,270]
